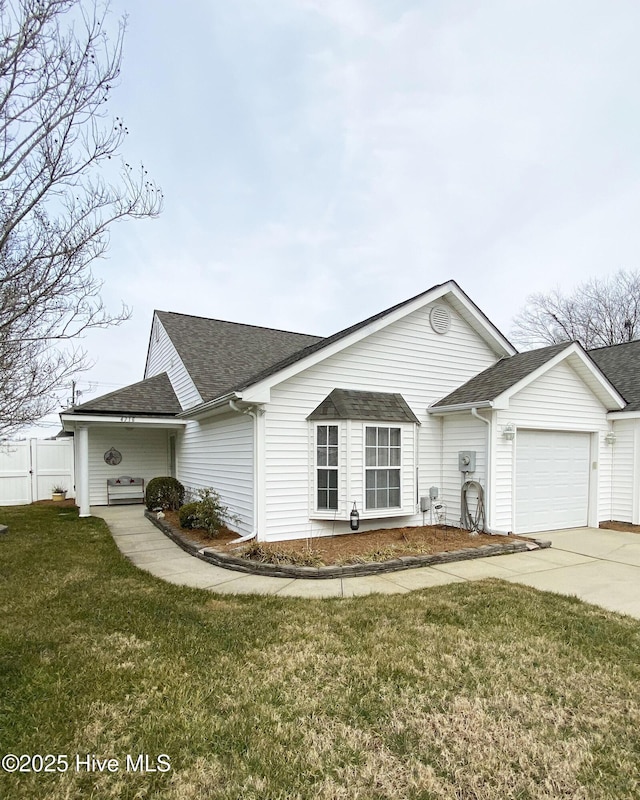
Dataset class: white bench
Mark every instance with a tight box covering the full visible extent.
[107,476,145,505]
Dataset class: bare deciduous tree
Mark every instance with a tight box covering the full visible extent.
[0,0,162,436]
[511,269,640,350]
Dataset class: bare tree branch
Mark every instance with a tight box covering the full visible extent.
[511,270,640,350]
[0,0,163,437]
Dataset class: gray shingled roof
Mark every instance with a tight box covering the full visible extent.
[307,389,420,423]
[156,311,323,403]
[431,342,572,408]
[157,280,515,404]
[71,372,181,415]
[589,340,640,410]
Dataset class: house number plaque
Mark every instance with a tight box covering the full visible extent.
[104,447,122,466]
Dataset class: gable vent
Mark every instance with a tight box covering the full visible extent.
[430,305,451,335]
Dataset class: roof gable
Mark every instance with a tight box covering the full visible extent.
[307,389,420,424]
[431,342,572,409]
[238,280,516,403]
[71,372,181,416]
[431,341,626,412]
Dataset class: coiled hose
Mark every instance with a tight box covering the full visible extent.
[461,480,486,532]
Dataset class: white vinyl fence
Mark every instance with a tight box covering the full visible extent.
[0,439,75,505]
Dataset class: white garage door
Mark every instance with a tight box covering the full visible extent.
[515,430,591,533]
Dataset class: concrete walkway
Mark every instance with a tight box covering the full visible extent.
[93,506,640,617]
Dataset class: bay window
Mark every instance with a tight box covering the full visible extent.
[365,426,401,509]
[316,424,338,510]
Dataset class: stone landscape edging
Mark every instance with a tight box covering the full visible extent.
[145,510,551,580]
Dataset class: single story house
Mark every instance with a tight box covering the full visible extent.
[60,279,640,541]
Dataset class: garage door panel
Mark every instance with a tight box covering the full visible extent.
[515,430,590,533]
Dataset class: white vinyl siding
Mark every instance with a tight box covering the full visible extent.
[87,428,169,506]
[261,299,498,541]
[145,316,202,410]
[610,418,636,523]
[492,360,610,532]
[440,414,488,527]
[177,413,254,536]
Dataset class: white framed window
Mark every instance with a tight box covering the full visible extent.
[365,426,401,509]
[316,424,338,510]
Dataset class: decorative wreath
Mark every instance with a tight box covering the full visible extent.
[104,447,123,466]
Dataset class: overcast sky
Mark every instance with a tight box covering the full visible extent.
[29,0,640,431]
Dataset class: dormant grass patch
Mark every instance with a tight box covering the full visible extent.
[1,504,640,798]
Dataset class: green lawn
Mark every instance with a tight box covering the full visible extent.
[1,504,640,799]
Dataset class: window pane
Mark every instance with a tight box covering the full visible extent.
[366,488,376,509]
[317,447,327,466]
[317,470,328,488]
[390,448,401,466]
[328,425,338,445]
[390,428,401,446]
[328,446,338,467]
[376,488,387,508]
[389,488,400,507]
[378,427,389,447]
[366,427,376,446]
[328,470,338,489]
[366,470,376,489]
[390,470,400,489]
[365,447,376,466]
[328,489,338,509]
[318,489,327,508]
[317,426,327,445]
[378,448,388,467]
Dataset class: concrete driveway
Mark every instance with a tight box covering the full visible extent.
[95,507,640,618]
[436,527,640,619]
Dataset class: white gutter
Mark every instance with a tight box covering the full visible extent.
[428,400,494,415]
[228,399,259,543]
[177,391,240,419]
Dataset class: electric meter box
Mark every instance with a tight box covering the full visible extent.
[458,450,476,473]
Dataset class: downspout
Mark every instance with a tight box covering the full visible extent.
[229,399,258,543]
[470,407,492,534]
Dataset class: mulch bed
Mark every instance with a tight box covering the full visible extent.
[600,521,640,534]
[162,510,527,566]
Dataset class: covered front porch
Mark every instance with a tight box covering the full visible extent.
[59,371,187,517]
[60,415,187,516]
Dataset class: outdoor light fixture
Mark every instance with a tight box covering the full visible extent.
[605,431,617,446]
[350,502,360,531]
[502,423,515,441]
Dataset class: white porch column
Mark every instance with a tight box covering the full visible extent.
[76,425,90,517]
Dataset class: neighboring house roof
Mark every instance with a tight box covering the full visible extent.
[70,372,181,416]
[589,340,640,411]
[307,389,421,424]
[155,311,323,403]
[431,342,573,408]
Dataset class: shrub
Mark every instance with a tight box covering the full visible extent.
[179,487,239,538]
[145,476,185,511]
[178,502,200,529]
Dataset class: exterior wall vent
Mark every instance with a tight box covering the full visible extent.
[430,305,451,335]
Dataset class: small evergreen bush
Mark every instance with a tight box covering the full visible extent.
[145,476,185,511]
[177,487,238,538]
[178,502,200,529]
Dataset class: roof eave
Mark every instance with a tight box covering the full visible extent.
[428,400,494,415]
[60,412,187,431]
[177,391,244,419]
